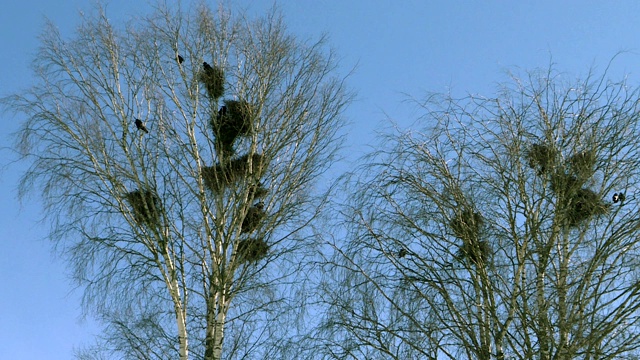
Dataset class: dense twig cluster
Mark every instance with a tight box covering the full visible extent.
[236,238,269,263]
[241,202,266,234]
[211,100,255,156]
[125,189,161,225]
[450,209,489,266]
[200,61,224,99]
[527,143,557,175]
[529,143,609,227]
[202,154,266,193]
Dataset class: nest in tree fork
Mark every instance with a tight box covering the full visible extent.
[564,188,610,227]
[568,150,597,180]
[211,100,255,156]
[450,209,483,243]
[450,209,489,265]
[527,143,557,175]
[199,62,224,99]
[241,202,266,234]
[202,153,266,192]
[236,238,269,263]
[125,189,161,225]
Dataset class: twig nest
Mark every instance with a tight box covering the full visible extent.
[568,150,597,180]
[236,238,269,263]
[200,61,224,99]
[241,202,266,234]
[202,153,266,192]
[527,143,557,175]
[450,209,489,266]
[565,188,610,227]
[125,189,161,225]
[450,209,483,242]
[211,100,255,156]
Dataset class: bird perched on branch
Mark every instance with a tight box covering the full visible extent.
[613,192,626,204]
[135,119,149,134]
[177,54,184,64]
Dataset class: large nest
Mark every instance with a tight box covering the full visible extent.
[202,153,266,192]
[450,209,483,242]
[236,238,269,263]
[568,150,597,180]
[450,209,488,266]
[527,143,557,175]
[241,202,266,234]
[125,189,161,225]
[565,188,610,227]
[211,100,255,156]
[200,62,224,99]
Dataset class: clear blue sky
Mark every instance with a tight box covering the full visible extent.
[1,1,639,358]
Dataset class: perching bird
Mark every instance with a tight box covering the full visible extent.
[177,54,184,64]
[203,61,213,73]
[398,249,408,258]
[613,192,626,204]
[135,119,148,134]
[218,105,227,118]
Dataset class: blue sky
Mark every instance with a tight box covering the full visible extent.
[1,1,639,358]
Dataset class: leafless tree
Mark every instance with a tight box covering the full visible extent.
[5,2,351,359]
[318,66,640,360]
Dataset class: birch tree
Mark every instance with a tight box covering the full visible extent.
[6,2,350,359]
[319,67,640,360]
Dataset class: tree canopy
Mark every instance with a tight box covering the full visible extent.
[6,2,351,359]
[318,67,640,360]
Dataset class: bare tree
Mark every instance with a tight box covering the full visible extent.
[318,66,640,360]
[5,2,351,359]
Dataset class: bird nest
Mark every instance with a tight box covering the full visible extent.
[568,150,597,180]
[200,62,224,99]
[450,209,488,266]
[564,188,610,227]
[527,143,557,175]
[236,238,269,263]
[241,202,266,234]
[450,209,483,242]
[202,153,266,192]
[125,189,161,225]
[211,100,255,156]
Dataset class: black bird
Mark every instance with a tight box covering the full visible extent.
[613,192,626,204]
[135,119,148,134]
[203,61,214,73]
[218,105,227,118]
[614,192,626,203]
[398,249,408,258]
[177,54,184,64]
